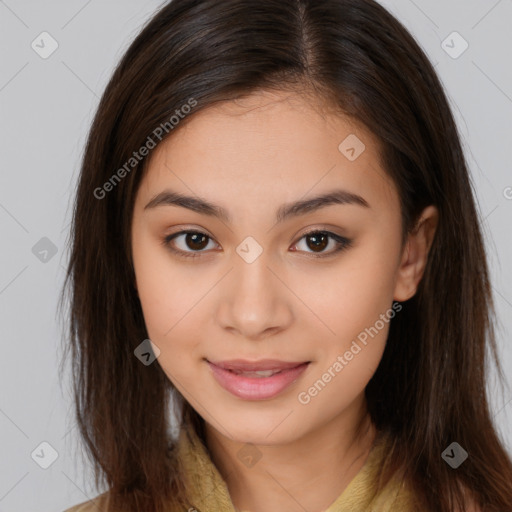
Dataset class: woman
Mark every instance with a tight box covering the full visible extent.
[61,0,512,510]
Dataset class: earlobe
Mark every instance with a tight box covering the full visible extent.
[393,205,438,302]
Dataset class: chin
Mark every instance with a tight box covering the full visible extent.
[211,408,311,446]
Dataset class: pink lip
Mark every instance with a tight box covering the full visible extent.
[209,359,308,371]
[206,359,310,400]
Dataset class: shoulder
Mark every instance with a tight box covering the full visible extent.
[63,492,109,512]
[63,504,89,512]
[62,502,93,512]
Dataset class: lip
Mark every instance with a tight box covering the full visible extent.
[209,359,308,371]
[206,359,310,400]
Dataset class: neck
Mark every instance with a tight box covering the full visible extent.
[204,394,377,512]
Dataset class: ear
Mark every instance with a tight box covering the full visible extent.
[393,205,439,302]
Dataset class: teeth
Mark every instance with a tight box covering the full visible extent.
[231,369,282,377]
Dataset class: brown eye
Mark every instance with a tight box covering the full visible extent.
[163,229,352,260]
[305,232,329,252]
[183,232,209,251]
[164,230,217,258]
[291,230,352,258]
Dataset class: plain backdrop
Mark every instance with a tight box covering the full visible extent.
[0,1,511,510]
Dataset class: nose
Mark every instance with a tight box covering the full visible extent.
[215,254,294,341]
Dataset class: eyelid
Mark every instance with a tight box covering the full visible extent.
[162,226,352,259]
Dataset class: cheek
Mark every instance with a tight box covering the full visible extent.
[294,237,399,395]
[132,242,204,389]
[295,251,396,415]
[294,239,399,340]
[132,230,191,342]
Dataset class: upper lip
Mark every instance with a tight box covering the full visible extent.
[208,359,309,371]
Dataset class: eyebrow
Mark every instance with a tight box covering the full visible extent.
[144,188,370,224]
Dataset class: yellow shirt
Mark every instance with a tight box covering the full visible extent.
[64,423,416,512]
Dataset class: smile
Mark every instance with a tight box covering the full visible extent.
[206,359,311,400]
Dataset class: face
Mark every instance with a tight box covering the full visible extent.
[131,90,430,445]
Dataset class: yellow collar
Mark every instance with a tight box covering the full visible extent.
[176,422,414,511]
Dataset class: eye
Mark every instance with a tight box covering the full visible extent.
[162,229,352,259]
[163,230,218,258]
[291,230,352,258]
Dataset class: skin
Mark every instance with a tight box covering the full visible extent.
[131,89,438,512]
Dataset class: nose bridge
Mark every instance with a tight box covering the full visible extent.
[216,245,293,339]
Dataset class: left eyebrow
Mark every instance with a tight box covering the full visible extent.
[144,188,370,224]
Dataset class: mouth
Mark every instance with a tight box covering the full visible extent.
[206,359,311,400]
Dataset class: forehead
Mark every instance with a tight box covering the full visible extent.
[138,90,399,216]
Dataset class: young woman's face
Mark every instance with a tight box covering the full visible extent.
[131,90,422,445]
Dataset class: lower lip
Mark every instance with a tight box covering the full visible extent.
[207,361,310,400]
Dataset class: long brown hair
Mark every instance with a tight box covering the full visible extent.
[59,0,512,510]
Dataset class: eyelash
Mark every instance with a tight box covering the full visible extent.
[162,229,352,259]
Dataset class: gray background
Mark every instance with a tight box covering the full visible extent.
[0,1,511,510]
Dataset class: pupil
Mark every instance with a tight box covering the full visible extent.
[187,233,208,250]
[307,233,327,252]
